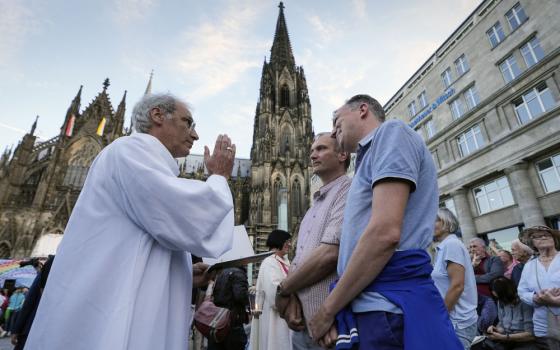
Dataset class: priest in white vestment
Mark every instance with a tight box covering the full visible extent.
[25,93,237,350]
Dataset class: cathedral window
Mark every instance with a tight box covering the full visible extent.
[291,179,301,217]
[280,84,290,108]
[280,127,292,154]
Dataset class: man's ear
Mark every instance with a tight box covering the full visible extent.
[149,107,165,126]
[359,103,368,119]
[338,151,349,163]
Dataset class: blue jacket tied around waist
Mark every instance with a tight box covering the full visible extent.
[332,249,462,350]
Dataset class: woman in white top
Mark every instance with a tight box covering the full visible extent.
[518,225,560,349]
[431,208,478,350]
[249,229,292,350]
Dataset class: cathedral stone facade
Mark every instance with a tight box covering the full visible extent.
[0,2,312,258]
[0,79,126,257]
[246,3,313,252]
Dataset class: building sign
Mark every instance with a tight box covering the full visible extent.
[409,88,455,128]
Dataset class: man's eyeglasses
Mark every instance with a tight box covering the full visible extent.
[187,121,196,132]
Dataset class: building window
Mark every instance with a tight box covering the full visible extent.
[465,86,481,110]
[408,101,417,117]
[455,54,470,76]
[418,91,428,109]
[457,125,484,157]
[280,84,290,108]
[537,154,560,193]
[441,198,457,217]
[500,55,522,83]
[450,98,465,120]
[473,177,515,214]
[425,119,436,139]
[520,37,545,68]
[506,3,528,31]
[513,82,556,124]
[415,127,425,142]
[487,22,505,48]
[441,68,452,88]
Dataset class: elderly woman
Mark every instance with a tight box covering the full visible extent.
[510,239,534,287]
[498,250,519,280]
[431,208,478,350]
[518,226,560,349]
[249,229,292,350]
[486,276,541,349]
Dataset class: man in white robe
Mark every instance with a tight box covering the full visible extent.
[25,93,236,350]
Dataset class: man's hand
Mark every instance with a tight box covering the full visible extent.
[309,304,335,342]
[204,134,236,179]
[284,295,305,331]
[471,253,482,267]
[275,292,291,318]
[318,325,338,348]
[193,262,212,288]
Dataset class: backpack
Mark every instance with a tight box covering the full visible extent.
[212,270,235,309]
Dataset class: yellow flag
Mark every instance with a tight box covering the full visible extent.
[96,117,107,136]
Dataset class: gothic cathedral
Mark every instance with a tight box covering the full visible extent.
[0,2,312,258]
[247,2,313,252]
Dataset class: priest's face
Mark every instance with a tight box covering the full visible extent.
[162,102,199,157]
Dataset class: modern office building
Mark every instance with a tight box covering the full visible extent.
[384,0,560,247]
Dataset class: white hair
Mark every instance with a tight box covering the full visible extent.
[131,93,181,133]
[469,237,486,247]
[511,239,534,255]
[437,208,459,234]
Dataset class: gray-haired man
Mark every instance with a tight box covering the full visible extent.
[25,93,236,350]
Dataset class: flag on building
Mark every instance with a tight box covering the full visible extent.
[96,117,107,136]
[65,114,76,137]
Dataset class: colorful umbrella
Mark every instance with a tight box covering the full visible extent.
[0,259,37,288]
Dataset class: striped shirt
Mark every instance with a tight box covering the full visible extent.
[291,175,351,330]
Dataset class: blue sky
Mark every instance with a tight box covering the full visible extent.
[0,0,479,158]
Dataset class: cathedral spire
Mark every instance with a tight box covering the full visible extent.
[270,2,295,67]
[30,115,39,136]
[144,70,154,95]
[103,78,110,92]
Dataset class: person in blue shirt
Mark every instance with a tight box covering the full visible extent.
[431,208,478,349]
[309,94,461,350]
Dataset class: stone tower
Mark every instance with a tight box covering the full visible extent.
[248,2,313,252]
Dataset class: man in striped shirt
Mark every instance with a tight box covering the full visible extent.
[275,132,351,350]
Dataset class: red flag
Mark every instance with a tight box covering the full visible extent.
[65,114,75,137]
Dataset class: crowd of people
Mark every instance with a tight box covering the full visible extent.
[11,92,558,350]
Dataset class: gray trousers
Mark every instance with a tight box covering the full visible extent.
[292,329,324,350]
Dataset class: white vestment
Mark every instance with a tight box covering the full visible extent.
[25,133,234,350]
[248,254,292,350]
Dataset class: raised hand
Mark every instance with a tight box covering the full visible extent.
[204,134,236,179]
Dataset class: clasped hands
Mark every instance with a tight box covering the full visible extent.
[275,288,305,332]
[275,289,338,348]
[533,287,560,305]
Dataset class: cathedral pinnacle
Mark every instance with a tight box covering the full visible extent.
[270,2,295,67]
[30,115,39,135]
[144,70,154,95]
[103,78,110,92]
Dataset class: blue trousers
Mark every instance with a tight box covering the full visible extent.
[353,311,404,350]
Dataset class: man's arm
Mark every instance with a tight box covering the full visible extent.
[475,256,504,283]
[444,262,465,312]
[281,243,338,294]
[309,180,410,340]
